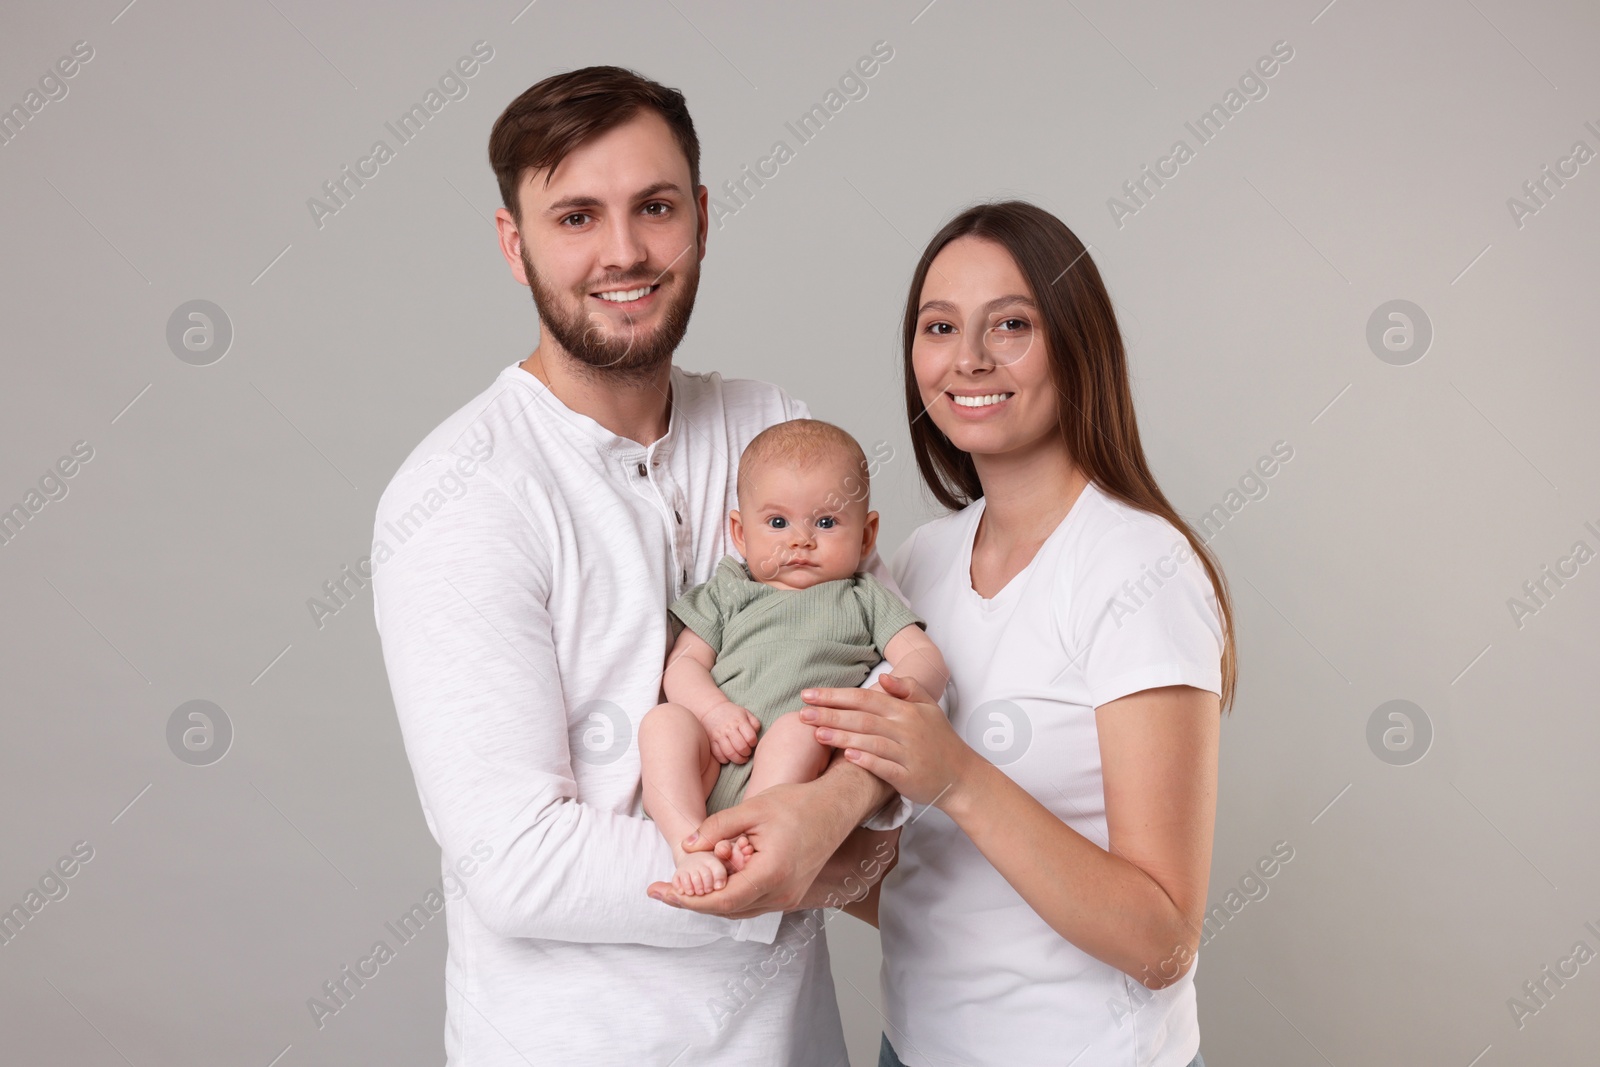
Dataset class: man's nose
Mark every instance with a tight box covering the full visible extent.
[599,214,648,272]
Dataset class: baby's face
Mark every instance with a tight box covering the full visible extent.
[732,458,878,591]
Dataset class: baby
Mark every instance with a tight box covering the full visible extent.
[639,419,948,896]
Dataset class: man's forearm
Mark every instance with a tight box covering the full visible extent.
[815,745,898,832]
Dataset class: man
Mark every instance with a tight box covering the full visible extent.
[371,66,914,1065]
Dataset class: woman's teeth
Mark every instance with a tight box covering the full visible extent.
[951,392,1013,408]
[595,286,655,303]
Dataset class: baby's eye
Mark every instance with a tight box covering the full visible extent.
[766,516,788,529]
[815,516,837,529]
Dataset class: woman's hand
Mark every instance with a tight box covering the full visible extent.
[800,673,981,809]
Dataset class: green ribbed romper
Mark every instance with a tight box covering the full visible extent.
[668,554,923,814]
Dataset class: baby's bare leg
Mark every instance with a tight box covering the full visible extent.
[744,711,834,797]
[639,702,728,895]
[718,711,833,873]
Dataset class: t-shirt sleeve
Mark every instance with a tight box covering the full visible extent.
[667,561,735,652]
[1062,519,1224,709]
[781,390,812,422]
[855,572,925,654]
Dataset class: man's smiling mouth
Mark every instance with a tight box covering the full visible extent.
[593,284,660,304]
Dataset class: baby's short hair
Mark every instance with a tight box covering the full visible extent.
[737,419,871,507]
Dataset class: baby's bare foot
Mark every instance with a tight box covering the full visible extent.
[724,834,756,873]
[673,849,729,896]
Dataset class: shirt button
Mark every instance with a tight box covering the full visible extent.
[674,509,682,524]
[636,462,647,477]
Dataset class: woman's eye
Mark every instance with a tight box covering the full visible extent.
[816,516,836,529]
[766,517,787,529]
[995,317,1030,332]
[924,321,954,336]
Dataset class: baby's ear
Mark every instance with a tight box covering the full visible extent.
[729,510,745,555]
[861,510,880,555]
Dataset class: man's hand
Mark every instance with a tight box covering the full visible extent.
[644,779,853,918]
[703,701,760,764]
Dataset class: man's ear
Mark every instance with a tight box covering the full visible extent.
[496,205,530,285]
[729,510,745,557]
[695,184,710,262]
[861,510,880,558]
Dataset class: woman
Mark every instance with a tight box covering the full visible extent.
[799,200,1234,1067]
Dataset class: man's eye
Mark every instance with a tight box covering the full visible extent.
[561,213,590,227]
[816,516,837,529]
[766,517,787,529]
[643,202,669,216]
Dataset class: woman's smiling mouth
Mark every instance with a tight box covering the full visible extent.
[948,390,1015,412]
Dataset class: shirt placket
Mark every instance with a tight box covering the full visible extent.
[627,446,692,601]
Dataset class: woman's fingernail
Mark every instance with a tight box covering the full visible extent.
[816,728,832,741]
[802,689,817,700]
[800,708,817,721]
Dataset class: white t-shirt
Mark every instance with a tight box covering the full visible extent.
[880,481,1224,1067]
[372,361,907,1067]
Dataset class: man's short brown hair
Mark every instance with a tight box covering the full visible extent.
[488,65,701,225]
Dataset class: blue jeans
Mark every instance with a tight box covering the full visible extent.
[877,1032,1204,1067]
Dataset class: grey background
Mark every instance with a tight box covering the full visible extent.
[2,0,1596,1064]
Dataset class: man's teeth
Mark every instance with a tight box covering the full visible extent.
[595,286,654,303]
[951,392,1013,408]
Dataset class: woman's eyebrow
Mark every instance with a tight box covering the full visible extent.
[917,294,1037,315]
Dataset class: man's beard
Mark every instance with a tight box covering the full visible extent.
[522,246,698,386]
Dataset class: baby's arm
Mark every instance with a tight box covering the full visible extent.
[663,627,761,764]
[879,625,950,704]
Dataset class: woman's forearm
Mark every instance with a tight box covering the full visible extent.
[943,758,1200,988]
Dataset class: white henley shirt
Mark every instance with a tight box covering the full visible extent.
[371,360,907,1066]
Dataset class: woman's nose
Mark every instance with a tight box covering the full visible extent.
[956,323,994,373]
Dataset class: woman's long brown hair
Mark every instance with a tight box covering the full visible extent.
[901,200,1237,711]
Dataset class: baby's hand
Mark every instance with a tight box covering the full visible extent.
[703,702,761,764]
